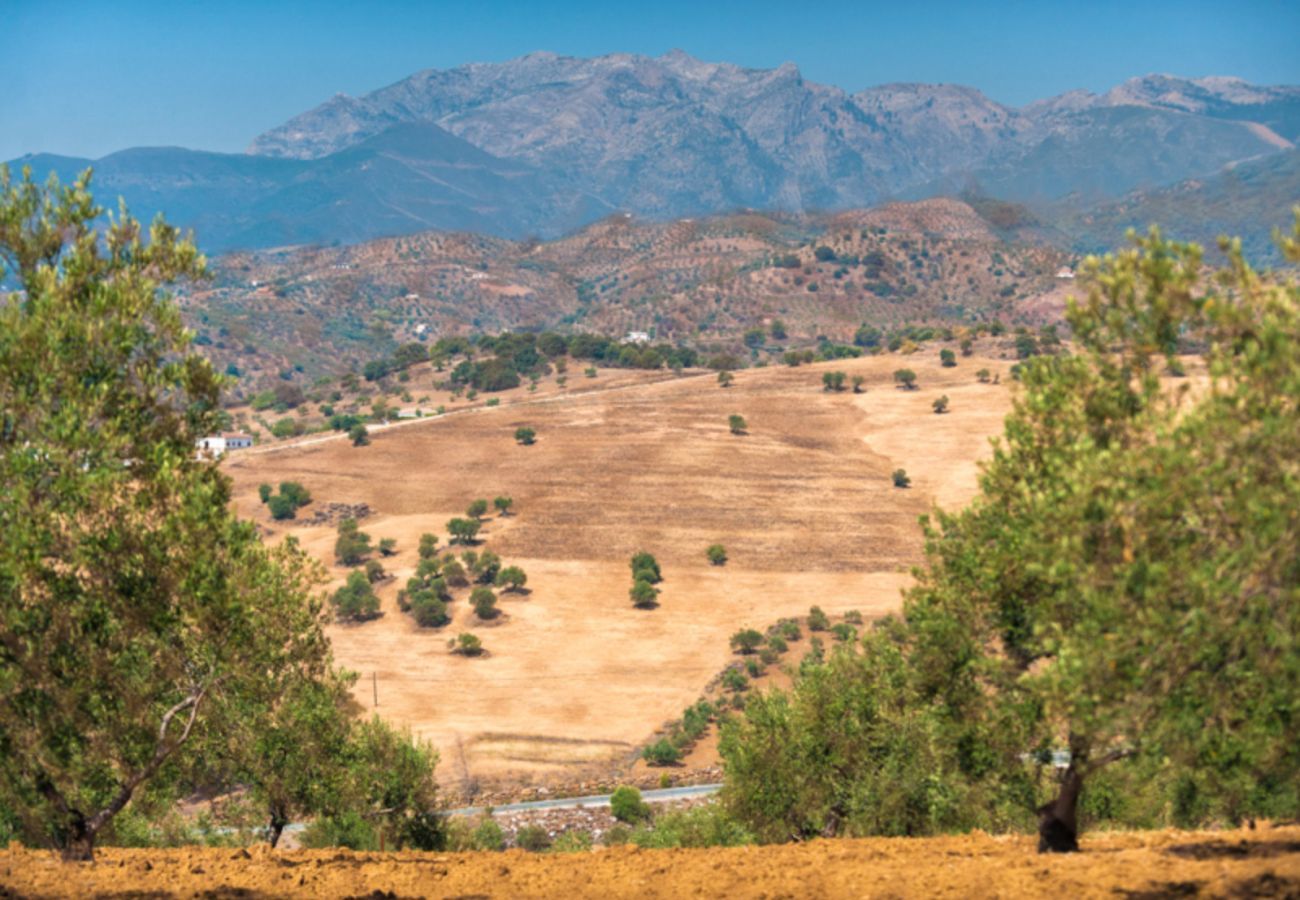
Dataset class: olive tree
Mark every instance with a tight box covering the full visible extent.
[0,168,336,860]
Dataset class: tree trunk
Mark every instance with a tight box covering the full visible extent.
[268,805,288,848]
[60,818,96,862]
[1036,764,1084,853]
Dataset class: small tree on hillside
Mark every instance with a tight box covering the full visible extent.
[892,468,911,488]
[610,786,651,823]
[630,552,662,584]
[466,498,488,520]
[470,587,498,620]
[268,494,297,521]
[515,426,536,445]
[976,368,992,383]
[349,423,369,446]
[447,517,481,545]
[728,414,747,435]
[258,483,273,503]
[731,629,764,654]
[630,580,659,609]
[493,496,513,516]
[718,370,734,388]
[334,518,372,566]
[707,544,727,566]
[940,348,957,367]
[933,395,950,414]
[496,566,527,592]
[450,633,483,657]
[808,606,831,631]
[852,375,865,393]
[378,538,397,557]
[894,369,918,390]
[822,371,846,392]
[332,571,380,622]
[418,533,438,560]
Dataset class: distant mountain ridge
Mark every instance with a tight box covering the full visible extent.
[9,52,1298,252]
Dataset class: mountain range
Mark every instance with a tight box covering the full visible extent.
[7,52,1299,253]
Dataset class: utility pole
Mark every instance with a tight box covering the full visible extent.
[373,670,378,707]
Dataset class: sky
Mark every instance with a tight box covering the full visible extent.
[3,0,1298,161]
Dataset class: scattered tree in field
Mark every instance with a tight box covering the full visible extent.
[333,571,380,621]
[447,517,481,545]
[584,366,597,378]
[830,623,857,642]
[940,348,957,367]
[610,786,651,823]
[630,552,662,583]
[641,739,683,766]
[783,351,802,367]
[722,668,749,693]
[378,538,397,557]
[466,498,488,520]
[409,591,449,628]
[279,482,311,507]
[807,606,830,631]
[450,633,484,657]
[976,368,992,383]
[349,423,369,446]
[465,549,502,584]
[630,580,659,608]
[470,587,498,620]
[718,370,734,388]
[515,426,536,445]
[822,370,846,392]
[0,169,353,860]
[258,483,273,503]
[707,544,728,566]
[364,559,386,584]
[728,414,747,435]
[893,369,918,390]
[933,395,950,414]
[334,518,373,565]
[770,320,788,340]
[268,494,297,520]
[852,375,865,393]
[496,565,527,592]
[892,468,910,488]
[418,533,438,560]
[731,629,765,654]
[441,558,469,587]
[960,337,974,356]
[493,496,513,516]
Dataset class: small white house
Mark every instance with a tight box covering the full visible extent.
[195,432,254,458]
[624,330,652,344]
[1055,267,1076,280]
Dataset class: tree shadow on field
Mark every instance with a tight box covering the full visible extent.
[1165,839,1300,860]
[1117,872,1300,899]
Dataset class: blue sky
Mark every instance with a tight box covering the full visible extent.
[3,0,1297,161]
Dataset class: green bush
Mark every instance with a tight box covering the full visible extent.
[628,804,753,849]
[807,606,830,631]
[258,483,273,503]
[642,739,683,766]
[332,571,379,622]
[267,494,297,520]
[471,818,505,851]
[550,830,593,853]
[630,552,662,583]
[706,544,727,566]
[610,786,651,823]
[630,580,659,608]
[515,825,551,851]
[730,629,764,654]
[515,426,536,445]
[470,587,498,619]
[892,468,911,488]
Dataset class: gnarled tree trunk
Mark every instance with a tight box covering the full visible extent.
[1036,764,1084,853]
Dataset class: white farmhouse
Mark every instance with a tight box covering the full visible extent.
[624,330,652,344]
[195,432,254,458]
[1055,267,1076,280]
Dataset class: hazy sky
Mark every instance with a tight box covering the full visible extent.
[3,0,1297,161]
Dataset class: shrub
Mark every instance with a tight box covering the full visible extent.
[730,629,764,654]
[496,565,527,592]
[418,533,438,559]
[515,426,536,445]
[940,348,957,367]
[892,468,911,488]
[332,571,379,621]
[471,818,504,850]
[630,580,659,608]
[550,830,593,853]
[451,633,484,657]
[470,587,498,619]
[728,414,747,434]
[830,623,857,642]
[893,368,918,389]
[515,825,551,852]
[722,668,748,692]
[808,606,830,631]
[783,351,802,367]
[493,496,513,516]
[630,552,662,583]
[584,367,597,378]
[844,610,864,625]
[822,371,846,392]
[706,544,727,566]
[442,559,468,587]
[610,786,651,823]
[267,494,297,520]
[642,739,683,767]
[334,518,372,565]
[933,395,950,414]
[349,423,369,446]
[766,634,788,654]
[852,375,865,393]
[976,368,991,383]
[364,559,385,583]
[257,483,273,503]
[466,498,488,520]
[628,805,753,849]
[717,370,734,388]
[447,517,481,545]
[410,593,449,628]
[776,619,802,641]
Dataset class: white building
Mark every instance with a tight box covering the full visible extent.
[1055,267,1076,280]
[195,432,254,458]
[624,330,652,344]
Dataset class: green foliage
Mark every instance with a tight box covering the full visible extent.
[470,587,498,619]
[939,348,957,367]
[0,168,344,859]
[630,579,659,608]
[822,370,846,392]
[334,517,372,565]
[515,426,536,445]
[893,368,918,389]
[610,786,651,823]
[976,368,991,383]
[267,494,297,520]
[446,517,481,545]
[730,629,764,654]
[743,327,766,349]
[418,532,438,560]
[378,537,397,557]
[471,817,504,850]
[332,571,380,621]
[258,483,273,503]
[496,565,527,592]
[493,496,513,516]
[279,482,311,507]
[807,606,830,632]
[852,375,865,393]
[728,413,747,434]
[722,668,749,693]
[641,739,683,766]
[550,830,594,853]
[892,468,910,488]
[466,498,488,520]
[364,559,385,583]
[932,395,950,414]
[706,544,727,566]
[717,370,734,387]
[348,423,369,446]
[515,824,552,851]
[770,320,787,340]
[451,633,484,657]
[630,551,662,584]
[627,804,753,849]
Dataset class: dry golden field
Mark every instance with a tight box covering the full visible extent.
[225,349,1016,787]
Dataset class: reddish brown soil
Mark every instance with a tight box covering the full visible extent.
[4,825,1297,898]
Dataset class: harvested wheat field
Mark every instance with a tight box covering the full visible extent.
[224,351,1016,784]
[4,825,1299,898]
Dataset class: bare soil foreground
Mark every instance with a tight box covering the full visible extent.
[4,825,1298,898]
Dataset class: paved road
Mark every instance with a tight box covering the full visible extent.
[448,782,724,818]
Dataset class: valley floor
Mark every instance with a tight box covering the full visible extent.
[3,824,1297,898]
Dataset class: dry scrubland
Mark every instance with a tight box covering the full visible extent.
[4,825,1298,898]
[226,351,1014,786]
